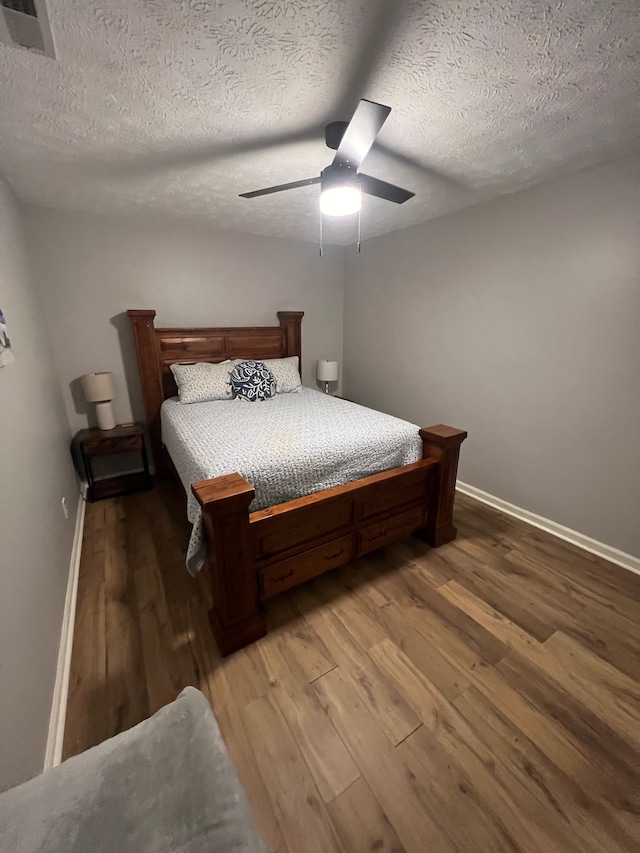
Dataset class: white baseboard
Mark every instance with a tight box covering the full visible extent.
[456,481,640,577]
[44,492,86,770]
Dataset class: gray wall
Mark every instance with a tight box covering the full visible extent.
[22,207,345,436]
[0,177,79,790]
[344,155,640,558]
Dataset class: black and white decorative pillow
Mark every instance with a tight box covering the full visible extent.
[230,360,276,402]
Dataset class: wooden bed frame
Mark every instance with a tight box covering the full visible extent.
[128,309,467,655]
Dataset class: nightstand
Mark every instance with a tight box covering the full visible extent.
[72,423,152,501]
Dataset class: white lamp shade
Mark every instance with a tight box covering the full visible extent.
[81,372,115,403]
[317,359,339,382]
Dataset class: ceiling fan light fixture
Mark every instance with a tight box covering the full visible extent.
[319,185,361,216]
[319,164,361,216]
[239,100,415,226]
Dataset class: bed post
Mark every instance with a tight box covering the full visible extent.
[418,425,468,547]
[127,310,165,473]
[278,311,304,373]
[192,474,266,656]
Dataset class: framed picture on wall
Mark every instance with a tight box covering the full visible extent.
[0,307,14,367]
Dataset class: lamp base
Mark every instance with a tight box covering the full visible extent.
[323,381,330,394]
[95,401,116,431]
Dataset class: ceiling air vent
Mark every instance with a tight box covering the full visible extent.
[0,0,55,57]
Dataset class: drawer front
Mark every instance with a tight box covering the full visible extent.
[84,435,142,457]
[359,472,431,522]
[253,497,353,562]
[357,505,425,556]
[260,535,354,598]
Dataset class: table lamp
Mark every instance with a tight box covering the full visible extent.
[317,359,339,394]
[81,372,116,430]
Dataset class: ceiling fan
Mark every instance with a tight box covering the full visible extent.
[239,99,415,217]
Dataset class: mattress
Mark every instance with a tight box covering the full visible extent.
[161,387,422,573]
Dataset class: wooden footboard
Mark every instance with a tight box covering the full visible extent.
[192,425,466,656]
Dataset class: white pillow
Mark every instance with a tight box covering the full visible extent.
[259,356,302,393]
[170,360,235,403]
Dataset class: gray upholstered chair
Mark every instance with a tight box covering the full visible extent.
[0,687,265,853]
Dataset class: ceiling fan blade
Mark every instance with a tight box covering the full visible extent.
[358,173,415,204]
[332,99,391,170]
[239,176,321,199]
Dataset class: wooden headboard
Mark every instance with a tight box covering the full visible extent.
[127,309,304,466]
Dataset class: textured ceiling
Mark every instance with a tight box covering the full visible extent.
[0,0,639,244]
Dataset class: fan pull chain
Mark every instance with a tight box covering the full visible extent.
[357,203,362,253]
[319,211,323,257]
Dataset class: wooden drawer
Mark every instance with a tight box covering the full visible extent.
[357,505,425,556]
[359,470,431,522]
[83,434,142,457]
[260,534,354,598]
[253,497,353,561]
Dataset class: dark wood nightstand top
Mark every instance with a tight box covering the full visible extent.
[74,423,145,459]
[74,422,144,444]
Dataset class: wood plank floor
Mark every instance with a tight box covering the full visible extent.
[64,482,640,853]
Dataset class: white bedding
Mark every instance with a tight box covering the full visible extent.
[161,388,422,573]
